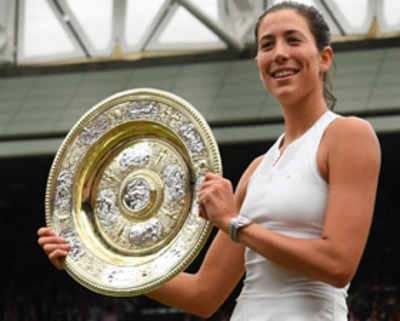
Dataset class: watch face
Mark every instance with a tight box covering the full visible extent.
[45,88,222,296]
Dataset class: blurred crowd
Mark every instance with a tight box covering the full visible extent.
[348,274,400,321]
[2,281,136,321]
[2,271,399,321]
[1,277,231,321]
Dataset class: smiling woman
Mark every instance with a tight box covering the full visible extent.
[37,2,381,320]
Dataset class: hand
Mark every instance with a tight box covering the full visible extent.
[198,173,237,232]
[37,227,70,270]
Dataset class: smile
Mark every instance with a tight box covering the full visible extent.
[271,69,299,79]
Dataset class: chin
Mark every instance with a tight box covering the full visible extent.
[273,90,298,104]
[280,94,309,109]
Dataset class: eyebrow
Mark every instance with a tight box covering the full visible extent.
[259,29,302,42]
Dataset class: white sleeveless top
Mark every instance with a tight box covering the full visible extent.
[231,111,349,319]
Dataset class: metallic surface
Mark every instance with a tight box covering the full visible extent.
[45,88,222,296]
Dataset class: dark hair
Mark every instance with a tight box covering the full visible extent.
[255,1,336,110]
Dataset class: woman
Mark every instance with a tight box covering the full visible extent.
[38,2,381,320]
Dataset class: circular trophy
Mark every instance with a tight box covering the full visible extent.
[45,88,222,296]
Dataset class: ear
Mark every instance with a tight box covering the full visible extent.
[254,53,259,63]
[320,46,333,73]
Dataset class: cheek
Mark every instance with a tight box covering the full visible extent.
[298,52,320,78]
[256,55,271,79]
[256,55,264,70]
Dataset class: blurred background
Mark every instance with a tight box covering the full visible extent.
[1,0,400,320]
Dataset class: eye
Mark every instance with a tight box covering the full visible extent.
[260,41,273,50]
[288,37,300,44]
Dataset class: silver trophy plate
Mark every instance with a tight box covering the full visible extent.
[45,88,222,296]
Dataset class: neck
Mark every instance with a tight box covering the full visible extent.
[280,93,328,144]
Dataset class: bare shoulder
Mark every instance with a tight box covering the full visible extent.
[328,116,378,140]
[326,116,380,148]
[324,116,381,166]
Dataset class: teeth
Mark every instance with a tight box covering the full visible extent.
[274,70,296,78]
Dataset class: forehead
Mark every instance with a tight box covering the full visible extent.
[258,9,312,38]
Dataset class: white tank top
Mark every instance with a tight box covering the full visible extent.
[236,110,348,305]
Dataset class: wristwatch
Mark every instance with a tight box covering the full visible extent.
[229,216,252,242]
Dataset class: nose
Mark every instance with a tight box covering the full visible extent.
[273,40,289,64]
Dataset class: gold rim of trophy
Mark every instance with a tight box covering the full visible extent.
[45,88,222,296]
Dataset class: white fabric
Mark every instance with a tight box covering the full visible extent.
[230,111,349,321]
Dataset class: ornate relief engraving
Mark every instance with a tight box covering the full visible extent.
[128,101,159,120]
[54,171,73,220]
[123,177,151,211]
[119,144,150,171]
[179,122,205,154]
[163,165,185,201]
[80,114,110,145]
[108,103,129,126]
[96,189,118,226]
[129,218,163,246]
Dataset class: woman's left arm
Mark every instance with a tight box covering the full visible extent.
[203,117,381,288]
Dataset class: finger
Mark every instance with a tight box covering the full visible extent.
[37,227,57,237]
[204,172,221,179]
[43,243,70,255]
[38,236,68,247]
[199,180,217,191]
[49,250,67,270]
[198,190,209,206]
[202,172,222,184]
[200,176,229,193]
[198,190,204,201]
[198,201,209,220]
[48,248,69,260]
[200,173,219,187]
[198,206,205,218]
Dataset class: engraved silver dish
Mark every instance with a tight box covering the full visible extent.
[45,88,222,296]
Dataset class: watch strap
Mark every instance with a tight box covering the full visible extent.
[229,216,251,242]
